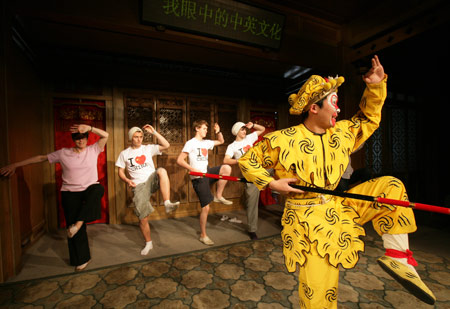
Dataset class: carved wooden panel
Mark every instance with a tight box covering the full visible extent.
[187,97,214,140]
[125,96,155,144]
[159,108,184,144]
[157,95,185,144]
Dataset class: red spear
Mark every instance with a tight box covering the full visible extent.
[188,171,450,215]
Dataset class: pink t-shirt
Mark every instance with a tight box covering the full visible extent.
[47,143,103,192]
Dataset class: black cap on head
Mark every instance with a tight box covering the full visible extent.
[71,132,89,141]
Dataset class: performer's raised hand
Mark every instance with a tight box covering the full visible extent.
[143,124,155,134]
[245,122,254,129]
[363,55,385,84]
[70,124,90,133]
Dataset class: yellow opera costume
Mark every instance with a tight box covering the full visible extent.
[238,76,426,308]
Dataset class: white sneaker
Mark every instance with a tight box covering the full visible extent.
[214,196,233,205]
[229,217,242,224]
[199,236,214,246]
[165,201,180,214]
[141,242,153,255]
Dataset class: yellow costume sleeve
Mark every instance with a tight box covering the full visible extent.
[238,138,278,190]
[345,75,387,152]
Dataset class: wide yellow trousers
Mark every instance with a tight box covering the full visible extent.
[287,176,417,308]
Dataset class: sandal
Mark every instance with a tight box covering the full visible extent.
[220,215,229,221]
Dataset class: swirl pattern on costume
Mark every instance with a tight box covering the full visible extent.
[377,215,394,233]
[283,233,294,251]
[338,232,351,250]
[283,209,296,225]
[298,138,315,154]
[325,208,339,225]
[302,283,314,300]
[325,287,337,302]
[349,112,363,130]
[281,127,296,137]
[262,154,274,168]
[329,134,340,149]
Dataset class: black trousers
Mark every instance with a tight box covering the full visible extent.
[61,184,104,266]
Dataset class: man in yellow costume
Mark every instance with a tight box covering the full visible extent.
[238,56,435,308]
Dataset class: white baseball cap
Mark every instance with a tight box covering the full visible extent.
[128,127,143,141]
[231,122,246,136]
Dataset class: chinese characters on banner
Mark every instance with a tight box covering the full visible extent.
[142,0,285,49]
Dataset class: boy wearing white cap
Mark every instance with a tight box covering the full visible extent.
[116,124,179,255]
[224,121,265,239]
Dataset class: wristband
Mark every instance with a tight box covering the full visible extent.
[216,131,221,134]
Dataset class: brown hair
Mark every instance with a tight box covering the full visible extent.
[192,120,208,131]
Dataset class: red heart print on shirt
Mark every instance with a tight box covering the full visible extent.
[201,148,208,157]
[243,145,251,153]
[135,155,146,165]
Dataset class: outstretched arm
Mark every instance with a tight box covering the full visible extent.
[0,155,48,177]
[143,124,170,151]
[70,124,109,150]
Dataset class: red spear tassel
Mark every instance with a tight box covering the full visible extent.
[188,172,450,215]
[376,197,450,215]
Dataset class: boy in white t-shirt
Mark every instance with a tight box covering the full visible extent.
[116,125,179,255]
[224,121,265,240]
[177,120,232,246]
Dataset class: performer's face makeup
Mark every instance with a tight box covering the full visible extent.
[131,132,143,147]
[325,92,340,127]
